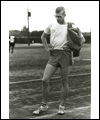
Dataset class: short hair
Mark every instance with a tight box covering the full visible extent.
[55,6,66,15]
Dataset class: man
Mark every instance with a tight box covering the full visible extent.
[33,6,84,115]
[9,36,15,56]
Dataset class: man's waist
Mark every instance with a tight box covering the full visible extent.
[10,41,14,43]
[50,45,71,51]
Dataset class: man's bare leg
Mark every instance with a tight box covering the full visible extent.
[60,66,70,106]
[42,64,57,105]
[11,46,14,54]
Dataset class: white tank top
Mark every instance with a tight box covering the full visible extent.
[9,36,15,43]
[44,23,68,50]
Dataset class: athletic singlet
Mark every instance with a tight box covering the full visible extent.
[44,23,68,50]
[44,23,84,50]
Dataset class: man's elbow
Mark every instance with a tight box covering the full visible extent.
[82,37,86,44]
[41,33,45,39]
[83,36,86,43]
[41,33,46,41]
[41,34,43,39]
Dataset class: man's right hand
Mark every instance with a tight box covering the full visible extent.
[45,45,54,52]
[46,47,53,52]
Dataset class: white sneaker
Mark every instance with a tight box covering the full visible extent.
[33,105,49,115]
[58,105,65,115]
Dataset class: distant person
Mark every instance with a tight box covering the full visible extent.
[33,6,85,115]
[9,36,16,56]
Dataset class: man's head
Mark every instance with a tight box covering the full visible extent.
[55,6,66,24]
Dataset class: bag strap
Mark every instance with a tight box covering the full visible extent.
[67,22,73,43]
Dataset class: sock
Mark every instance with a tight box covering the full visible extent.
[41,102,47,107]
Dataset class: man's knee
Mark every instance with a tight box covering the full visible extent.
[61,78,68,87]
[42,77,49,87]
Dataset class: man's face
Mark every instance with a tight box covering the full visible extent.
[54,12,65,24]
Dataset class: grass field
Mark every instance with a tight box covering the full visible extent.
[9,44,91,82]
[9,44,91,119]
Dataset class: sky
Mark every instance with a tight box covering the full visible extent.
[2,1,95,32]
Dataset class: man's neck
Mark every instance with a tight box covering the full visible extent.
[58,21,67,25]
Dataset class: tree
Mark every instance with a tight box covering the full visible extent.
[20,25,28,37]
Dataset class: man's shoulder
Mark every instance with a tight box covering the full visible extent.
[46,23,58,29]
[48,23,56,26]
[45,23,53,28]
[67,22,75,25]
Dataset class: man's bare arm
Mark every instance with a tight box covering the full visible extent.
[41,32,49,50]
[41,32,53,51]
[77,28,86,44]
[81,35,86,44]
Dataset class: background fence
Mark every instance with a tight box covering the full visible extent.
[15,35,91,44]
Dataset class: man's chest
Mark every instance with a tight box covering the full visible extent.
[50,24,67,34]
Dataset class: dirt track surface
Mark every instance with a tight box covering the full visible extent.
[9,44,91,119]
[9,75,91,119]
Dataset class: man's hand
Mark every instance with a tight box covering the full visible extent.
[45,45,54,52]
[46,48,53,52]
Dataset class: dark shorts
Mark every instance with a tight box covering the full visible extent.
[9,43,15,47]
[48,50,72,68]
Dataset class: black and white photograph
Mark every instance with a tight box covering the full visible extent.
[1,1,99,119]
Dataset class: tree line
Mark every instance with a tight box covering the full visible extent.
[9,25,91,44]
[9,25,44,38]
